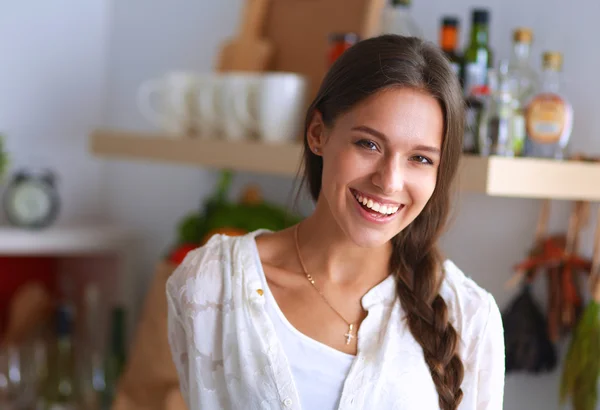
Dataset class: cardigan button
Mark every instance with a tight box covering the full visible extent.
[283,398,293,407]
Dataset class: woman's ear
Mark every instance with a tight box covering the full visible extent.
[306,110,327,156]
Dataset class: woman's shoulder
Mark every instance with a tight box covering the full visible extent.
[165,230,267,303]
[439,260,503,353]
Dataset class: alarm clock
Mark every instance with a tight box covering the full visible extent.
[3,169,60,229]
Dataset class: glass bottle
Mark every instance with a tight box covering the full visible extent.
[508,28,538,105]
[478,61,520,156]
[380,0,423,38]
[462,9,493,98]
[80,284,105,410]
[439,16,462,82]
[39,304,78,410]
[508,28,538,155]
[328,33,359,67]
[462,8,493,154]
[101,307,127,410]
[524,51,573,159]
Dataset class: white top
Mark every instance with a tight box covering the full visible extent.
[255,247,355,410]
[166,230,505,410]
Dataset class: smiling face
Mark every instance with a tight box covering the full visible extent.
[307,87,445,248]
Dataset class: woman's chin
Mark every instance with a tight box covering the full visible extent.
[344,225,397,249]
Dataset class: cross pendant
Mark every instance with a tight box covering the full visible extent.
[344,323,355,345]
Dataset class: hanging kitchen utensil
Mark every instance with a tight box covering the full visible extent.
[502,199,558,373]
[506,199,551,290]
[216,0,274,72]
[503,283,558,373]
[558,201,589,334]
[560,204,600,410]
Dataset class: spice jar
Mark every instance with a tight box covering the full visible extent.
[328,33,359,67]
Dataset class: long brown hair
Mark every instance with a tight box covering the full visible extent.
[300,35,465,409]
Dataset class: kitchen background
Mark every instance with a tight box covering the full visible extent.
[1,0,600,409]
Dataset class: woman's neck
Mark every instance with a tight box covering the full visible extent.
[296,206,392,289]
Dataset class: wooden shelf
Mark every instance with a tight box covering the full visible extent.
[90,129,600,202]
[0,225,135,255]
[90,129,303,177]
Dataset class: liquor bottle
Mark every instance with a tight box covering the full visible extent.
[39,305,78,410]
[507,28,538,155]
[462,9,493,97]
[101,307,127,410]
[462,9,493,154]
[508,28,538,105]
[380,0,423,38]
[80,284,105,410]
[439,16,462,81]
[478,60,520,156]
[524,52,573,159]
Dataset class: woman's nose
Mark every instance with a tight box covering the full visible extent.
[372,156,404,195]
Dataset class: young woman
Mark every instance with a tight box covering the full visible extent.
[166,35,505,410]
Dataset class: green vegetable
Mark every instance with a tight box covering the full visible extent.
[173,170,302,246]
[560,301,600,410]
[203,202,301,233]
[176,213,206,244]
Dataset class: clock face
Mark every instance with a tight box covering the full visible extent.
[5,178,57,228]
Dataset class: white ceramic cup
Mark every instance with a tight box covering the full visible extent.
[217,73,262,141]
[193,73,222,136]
[136,71,198,136]
[255,73,308,143]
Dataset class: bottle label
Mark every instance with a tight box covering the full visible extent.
[464,62,487,96]
[526,94,569,144]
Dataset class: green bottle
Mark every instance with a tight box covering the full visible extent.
[39,305,78,410]
[462,8,493,154]
[101,307,127,410]
[462,8,493,97]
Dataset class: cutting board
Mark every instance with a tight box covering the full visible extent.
[216,0,274,72]
[263,0,386,100]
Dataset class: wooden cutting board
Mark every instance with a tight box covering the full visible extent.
[263,0,386,100]
[216,0,274,72]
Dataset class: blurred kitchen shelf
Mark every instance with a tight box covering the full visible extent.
[0,225,135,255]
[90,129,600,202]
[458,155,600,201]
[90,129,303,177]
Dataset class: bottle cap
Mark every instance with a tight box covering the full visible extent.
[543,51,563,71]
[513,28,533,44]
[472,9,489,24]
[442,17,459,27]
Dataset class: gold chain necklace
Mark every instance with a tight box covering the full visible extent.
[293,224,356,345]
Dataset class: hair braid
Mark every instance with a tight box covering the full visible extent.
[391,228,464,409]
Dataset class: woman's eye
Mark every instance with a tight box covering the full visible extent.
[356,139,378,151]
[412,155,434,165]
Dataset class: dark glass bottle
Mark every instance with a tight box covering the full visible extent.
[439,16,462,83]
[462,9,493,97]
[462,8,493,153]
[39,305,78,410]
[101,307,127,410]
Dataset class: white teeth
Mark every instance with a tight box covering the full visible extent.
[353,191,400,216]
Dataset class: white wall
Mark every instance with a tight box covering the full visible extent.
[0,1,110,224]
[102,1,600,409]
